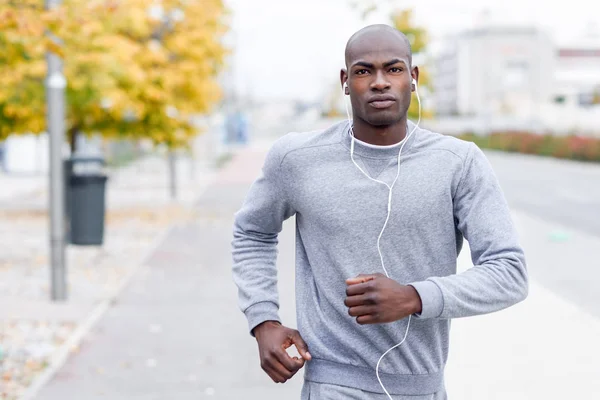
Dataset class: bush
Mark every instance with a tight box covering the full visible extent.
[457,132,600,163]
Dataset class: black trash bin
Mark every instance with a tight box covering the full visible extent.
[67,156,108,246]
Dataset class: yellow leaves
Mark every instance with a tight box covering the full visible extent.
[391,8,432,120]
[28,117,45,134]
[144,86,167,103]
[391,9,428,54]
[124,7,156,39]
[79,20,104,37]
[0,0,230,148]
[391,9,412,32]
[0,2,42,35]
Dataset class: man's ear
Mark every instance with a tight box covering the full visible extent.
[411,66,420,92]
[340,69,349,94]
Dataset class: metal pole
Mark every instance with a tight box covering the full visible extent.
[168,150,177,199]
[46,0,67,301]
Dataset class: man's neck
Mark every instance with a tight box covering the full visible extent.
[351,117,408,146]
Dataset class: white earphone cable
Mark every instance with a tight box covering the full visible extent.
[345,79,427,400]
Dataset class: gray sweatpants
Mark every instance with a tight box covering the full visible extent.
[301,381,447,400]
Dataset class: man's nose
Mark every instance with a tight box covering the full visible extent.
[371,70,391,91]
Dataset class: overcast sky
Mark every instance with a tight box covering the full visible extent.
[222,0,600,102]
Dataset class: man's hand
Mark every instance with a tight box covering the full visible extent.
[344,273,423,324]
[252,321,312,383]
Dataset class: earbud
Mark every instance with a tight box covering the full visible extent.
[344,82,350,95]
[411,78,417,92]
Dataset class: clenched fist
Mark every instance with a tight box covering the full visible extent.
[253,321,312,383]
[345,273,423,324]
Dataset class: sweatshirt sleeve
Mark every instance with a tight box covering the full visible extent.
[231,141,296,335]
[410,143,528,319]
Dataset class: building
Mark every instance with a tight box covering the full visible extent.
[431,25,600,136]
[554,28,600,106]
[541,31,600,134]
[433,26,555,119]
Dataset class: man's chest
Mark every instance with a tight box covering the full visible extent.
[291,157,456,232]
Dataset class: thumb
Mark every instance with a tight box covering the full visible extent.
[292,331,311,361]
[346,274,375,285]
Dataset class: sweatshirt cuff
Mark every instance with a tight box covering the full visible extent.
[408,280,444,319]
[245,301,281,336]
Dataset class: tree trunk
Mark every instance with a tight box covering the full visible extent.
[68,125,79,155]
[168,150,177,200]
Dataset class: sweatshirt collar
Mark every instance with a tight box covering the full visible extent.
[340,120,419,159]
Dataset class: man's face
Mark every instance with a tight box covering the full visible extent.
[343,38,415,127]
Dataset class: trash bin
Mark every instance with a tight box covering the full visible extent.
[67,155,108,246]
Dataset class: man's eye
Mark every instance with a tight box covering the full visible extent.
[356,69,368,75]
[390,67,403,73]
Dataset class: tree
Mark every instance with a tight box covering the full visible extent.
[0,0,48,140]
[0,0,228,150]
[391,9,433,120]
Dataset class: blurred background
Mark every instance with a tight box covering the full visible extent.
[1,0,599,399]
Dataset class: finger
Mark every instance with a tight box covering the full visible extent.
[346,281,372,296]
[262,358,287,383]
[356,314,378,325]
[268,368,287,383]
[291,331,312,361]
[344,294,372,307]
[266,356,295,381]
[346,274,375,286]
[275,348,304,372]
[348,305,376,317]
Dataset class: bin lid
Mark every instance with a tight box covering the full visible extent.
[70,155,106,176]
[69,175,108,185]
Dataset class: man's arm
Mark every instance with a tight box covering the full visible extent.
[232,141,311,384]
[231,141,295,334]
[410,143,529,319]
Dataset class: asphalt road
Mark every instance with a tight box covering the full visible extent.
[484,150,600,319]
[487,150,600,238]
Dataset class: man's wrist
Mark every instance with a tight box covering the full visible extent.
[406,284,423,315]
[252,320,281,338]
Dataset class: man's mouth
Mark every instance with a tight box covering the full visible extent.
[369,100,395,109]
[368,95,396,109]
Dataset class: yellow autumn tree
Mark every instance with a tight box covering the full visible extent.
[0,0,228,149]
[391,9,433,120]
[0,0,48,139]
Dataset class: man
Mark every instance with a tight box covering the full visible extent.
[231,24,528,399]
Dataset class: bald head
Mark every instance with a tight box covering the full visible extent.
[345,24,412,68]
[340,24,418,130]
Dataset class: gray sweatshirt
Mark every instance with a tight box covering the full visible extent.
[231,120,528,395]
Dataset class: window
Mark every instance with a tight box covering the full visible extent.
[504,60,529,88]
[553,95,566,104]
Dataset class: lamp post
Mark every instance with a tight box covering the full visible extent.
[45,0,67,301]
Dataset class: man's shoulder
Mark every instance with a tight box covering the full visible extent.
[414,125,475,162]
[269,120,347,163]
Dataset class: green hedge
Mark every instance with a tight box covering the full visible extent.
[458,132,600,163]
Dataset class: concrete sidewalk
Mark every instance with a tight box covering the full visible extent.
[0,173,45,203]
[0,150,218,399]
[28,144,600,399]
